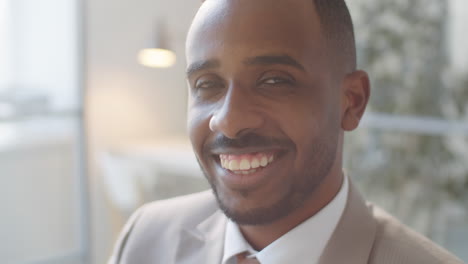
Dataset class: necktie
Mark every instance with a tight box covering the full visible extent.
[236,252,260,264]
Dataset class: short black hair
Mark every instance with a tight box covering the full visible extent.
[313,0,356,72]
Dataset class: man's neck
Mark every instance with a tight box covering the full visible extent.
[238,169,344,250]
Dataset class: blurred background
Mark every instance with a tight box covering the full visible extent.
[0,0,467,263]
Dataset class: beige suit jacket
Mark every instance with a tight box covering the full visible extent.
[108,182,464,264]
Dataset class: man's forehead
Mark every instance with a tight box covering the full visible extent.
[188,0,319,38]
[186,0,324,70]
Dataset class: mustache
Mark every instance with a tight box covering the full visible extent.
[205,133,294,152]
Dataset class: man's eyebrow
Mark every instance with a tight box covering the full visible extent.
[243,54,305,72]
[186,59,220,77]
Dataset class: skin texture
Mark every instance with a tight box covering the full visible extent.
[186,0,370,250]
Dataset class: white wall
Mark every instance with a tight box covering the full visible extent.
[85,0,200,263]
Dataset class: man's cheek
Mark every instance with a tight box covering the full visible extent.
[188,107,207,134]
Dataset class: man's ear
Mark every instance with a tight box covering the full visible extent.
[341,70,370,131]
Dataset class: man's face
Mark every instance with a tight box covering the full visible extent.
[186,0,344,225]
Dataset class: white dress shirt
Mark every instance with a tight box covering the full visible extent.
[222,174,349,264]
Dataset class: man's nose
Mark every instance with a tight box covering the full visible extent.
[209,84,264,139]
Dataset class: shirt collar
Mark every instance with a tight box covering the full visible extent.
[222,174,349,264]
[222,220,258,263]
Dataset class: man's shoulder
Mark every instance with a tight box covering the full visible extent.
[108,190,222,264]
[368,203,464,264]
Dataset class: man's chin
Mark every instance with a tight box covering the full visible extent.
[213,188,298,226]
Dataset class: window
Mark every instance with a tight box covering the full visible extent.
[346,0,468,260]
[0,0,88,263]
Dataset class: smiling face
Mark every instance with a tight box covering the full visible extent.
[186,0,362,226]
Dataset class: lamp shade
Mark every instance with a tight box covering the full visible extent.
[138,21,176,68]
[138,48,176,68]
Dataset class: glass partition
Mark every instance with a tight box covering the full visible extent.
[0,0,88,263]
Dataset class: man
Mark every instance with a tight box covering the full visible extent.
[108,0,464,263]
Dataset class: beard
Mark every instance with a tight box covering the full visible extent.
[197,131,338,226]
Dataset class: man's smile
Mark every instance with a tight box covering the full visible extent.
[219,151,275,174]
[206,148,290,191]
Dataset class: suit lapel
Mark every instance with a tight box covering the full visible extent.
[319,180,377,264]
[175,210,227,264]
[173,179,376,264]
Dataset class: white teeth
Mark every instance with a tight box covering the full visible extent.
[220,158,228,169]
[220,153,276,171]
[235,169,258,175]
[240,159,250,170]
[251,158,260,169]
[228,160,239,170]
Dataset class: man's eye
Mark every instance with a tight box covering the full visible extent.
[257,72,296,95]
[195,80,221,89]
[192,78,225,100]
[262,77,292,85]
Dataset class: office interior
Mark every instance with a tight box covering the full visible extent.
[1,0,468,263]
